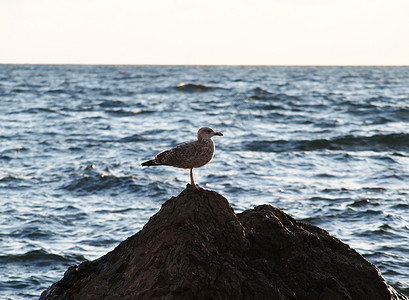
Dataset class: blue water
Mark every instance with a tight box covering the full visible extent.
[0,65,408,298]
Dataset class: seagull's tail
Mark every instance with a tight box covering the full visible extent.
[141,159,156,167]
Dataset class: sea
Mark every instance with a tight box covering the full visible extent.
[0,65,408,298]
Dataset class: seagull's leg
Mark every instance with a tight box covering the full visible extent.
[190,168,201,190]
[190,168,195,186]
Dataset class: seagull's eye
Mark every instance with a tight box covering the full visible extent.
[207,130,212,133]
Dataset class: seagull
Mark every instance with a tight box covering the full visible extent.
[141,127,223,188]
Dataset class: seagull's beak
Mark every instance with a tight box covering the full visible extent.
[214,131,223,136]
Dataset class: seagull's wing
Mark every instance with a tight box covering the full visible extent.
[155,141,203,168]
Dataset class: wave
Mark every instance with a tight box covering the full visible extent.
[245,88,300,103]
[12,86,42,93]
[298,133,409,151]
[244,133,409,152]
[117,133,146,143]
[105,108,150,116]
[18,107,61,114]
[175,82,218,92]
[61,172,139,195]
[45,88,67,94]
[0,249,84,265]
[0,174,21,182]
[98,100,127,108]
[245,87,275,100]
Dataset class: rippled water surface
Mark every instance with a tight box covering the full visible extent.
[1,65,408,298]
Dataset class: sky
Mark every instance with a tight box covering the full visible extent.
[1,0,408,65]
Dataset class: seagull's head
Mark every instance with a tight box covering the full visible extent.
[197,127,223,140]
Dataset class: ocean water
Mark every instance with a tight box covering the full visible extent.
[0,64,408,298]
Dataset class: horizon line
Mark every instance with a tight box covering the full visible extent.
[1,62,409,67]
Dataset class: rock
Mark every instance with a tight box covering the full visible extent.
[40,185,407,300]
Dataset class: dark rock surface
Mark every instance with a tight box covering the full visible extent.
[40,185,407,300]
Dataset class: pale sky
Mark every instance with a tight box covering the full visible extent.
[1,0,408,65]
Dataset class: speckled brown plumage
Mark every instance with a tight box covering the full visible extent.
[141,127,223,187]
